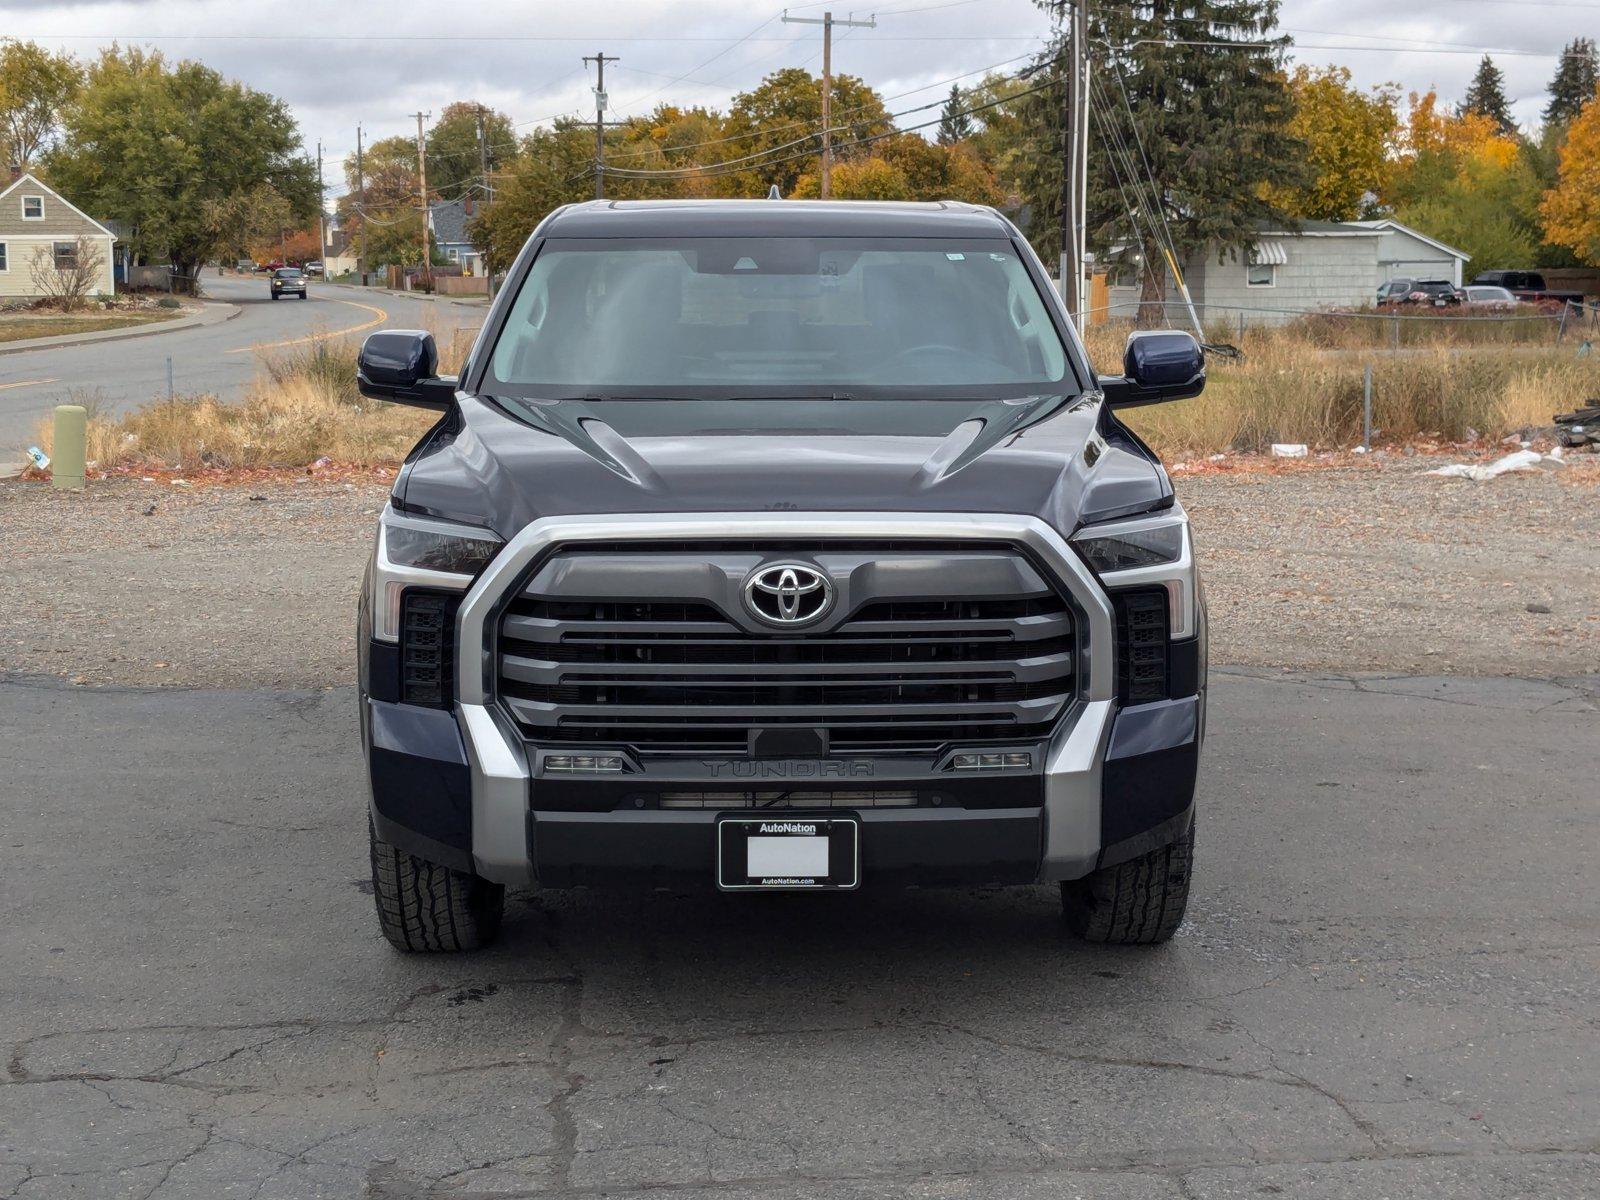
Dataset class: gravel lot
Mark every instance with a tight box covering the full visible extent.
[2,459,1595,688]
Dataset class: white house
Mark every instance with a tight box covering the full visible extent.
[1102,219,1471,326]
[0,173,118,301]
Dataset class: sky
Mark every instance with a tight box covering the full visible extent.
[4,0,1594,197]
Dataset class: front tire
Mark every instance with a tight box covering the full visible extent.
[1062,820,1193,945]
[369,818,504,952]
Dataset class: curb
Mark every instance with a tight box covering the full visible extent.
[319,281,490,309]
[0,301,242,357]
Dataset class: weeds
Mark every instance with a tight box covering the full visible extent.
[28,315,1599,471]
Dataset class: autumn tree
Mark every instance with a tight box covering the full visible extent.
[1544,38,1598,127]
[46,48,315,292]
[336,134,425,268]
[203,184,293,264]
[469,121,594,270]
[0,40,82,174]
[1384,92,1543,274]
[721,68,893,197]
[1268,65,1398,221]
[1462,56,1515,135]
[426,101,516,200]
[1541,91,1600,263]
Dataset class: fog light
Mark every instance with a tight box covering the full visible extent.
[951,751,1032,771]
[545,754,625,773]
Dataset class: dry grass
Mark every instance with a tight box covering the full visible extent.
[29,315,1599,472]
[32,322,474,472]
[1086,321,1600,456]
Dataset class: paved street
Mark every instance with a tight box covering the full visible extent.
[0,275,483,458]
[3,670,1596,1199]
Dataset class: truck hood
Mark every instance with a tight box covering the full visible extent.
[394,392,1171,539]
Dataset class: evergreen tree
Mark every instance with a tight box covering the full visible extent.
[936,84,974,144]
[1544,37,1599,127]
[1462,55,1516,135]
[1017,0,1307,325]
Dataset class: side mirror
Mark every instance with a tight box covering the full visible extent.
[357,330,457,411]
[1098,330,1206,409]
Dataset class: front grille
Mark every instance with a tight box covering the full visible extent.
[495,544,1078,755]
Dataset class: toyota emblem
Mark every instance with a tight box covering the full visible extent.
[743,563,833,626]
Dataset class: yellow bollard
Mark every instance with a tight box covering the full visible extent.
[51,404,87,491]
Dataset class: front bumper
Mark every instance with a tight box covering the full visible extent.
[365,660,1202,888]
[362,511,1203,888]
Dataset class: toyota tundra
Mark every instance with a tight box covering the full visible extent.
[356,200,1207,952]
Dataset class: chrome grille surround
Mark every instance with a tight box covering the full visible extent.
[451,513,1118,886]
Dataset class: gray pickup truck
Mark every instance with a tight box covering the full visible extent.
[355,199,1207,952]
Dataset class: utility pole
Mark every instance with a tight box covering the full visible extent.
[315,139,326,262]
[354,124,366,282]
[582,52,620,199]
[412,111,431,278]
[1058,0,1089,320]
[476,104,495,298]
[782,10,876,198]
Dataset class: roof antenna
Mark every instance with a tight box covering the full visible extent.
[767,184,781,199]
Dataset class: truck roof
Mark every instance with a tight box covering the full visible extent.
[539,198,1015,240]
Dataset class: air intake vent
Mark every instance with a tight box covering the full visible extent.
[1114,589,1169,705]
[401,590,459,708]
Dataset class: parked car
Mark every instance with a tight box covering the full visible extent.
[1469,270,1585,309]
[354,199,1209,952]
[1378,278,1462,307]
[269,267,307,299]
[1462,285,1519,309]
[303,260,324,277]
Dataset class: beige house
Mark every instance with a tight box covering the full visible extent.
[0,173,118,301]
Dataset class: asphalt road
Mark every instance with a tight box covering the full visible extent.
[0,275,483,458]
[3,670,1596,1199]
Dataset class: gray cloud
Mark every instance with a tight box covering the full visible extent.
[7,0,1585,193]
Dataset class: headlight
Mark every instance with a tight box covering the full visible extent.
[1073,521,1184,574]
[370,506,503,641]
[1072,509,1196,639]
[385,517,503,575]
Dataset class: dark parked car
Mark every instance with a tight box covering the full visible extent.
[355,200,1208,952]
[1468,271,1585,309]
[269,267,307,299]
[1377,278,1462,307]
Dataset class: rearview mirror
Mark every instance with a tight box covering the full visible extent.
[1098,330,1206,409]
[357,330,457,411]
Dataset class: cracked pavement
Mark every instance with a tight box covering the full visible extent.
[2,670,1597,1198]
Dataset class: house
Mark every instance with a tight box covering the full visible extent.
[1099,219,1470,326]
[428,199,484,275]
[0,173,118,301]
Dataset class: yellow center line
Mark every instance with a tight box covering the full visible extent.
[226,297,389,355]
[0,377,56,391]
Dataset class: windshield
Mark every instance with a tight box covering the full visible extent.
[485,237,1073,400]
[275,269,302,279]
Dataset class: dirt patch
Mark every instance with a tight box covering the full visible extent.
[1,458,1597,689]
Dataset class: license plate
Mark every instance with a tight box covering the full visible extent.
[716,815,859,891]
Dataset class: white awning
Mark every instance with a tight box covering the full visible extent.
[1250,241,1289,266]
